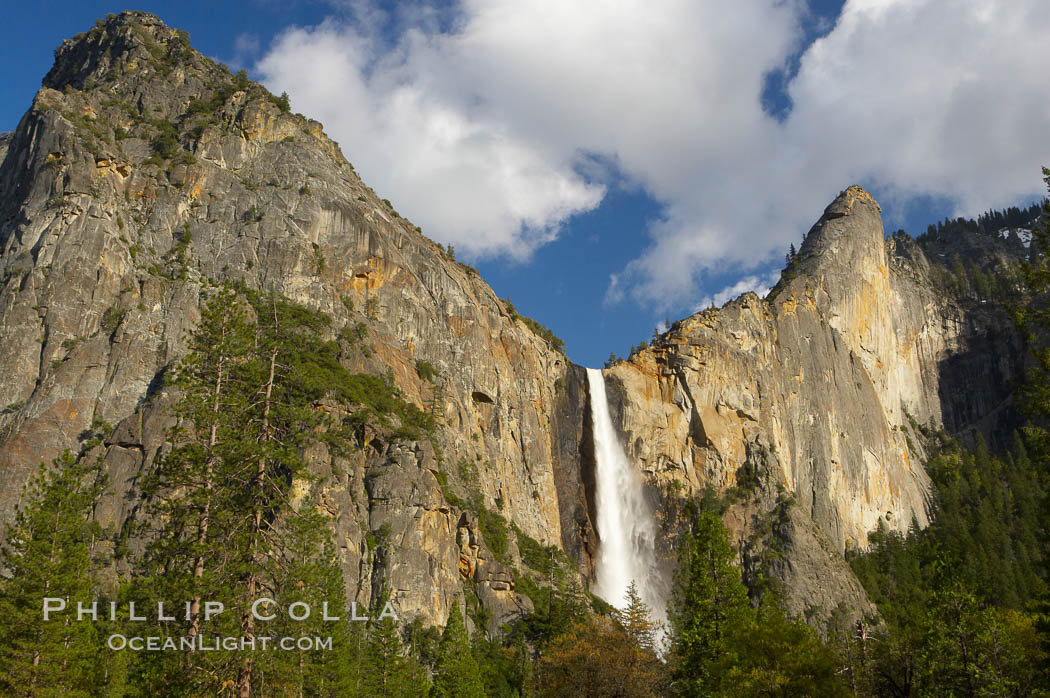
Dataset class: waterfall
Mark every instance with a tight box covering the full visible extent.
[586,368,667,624]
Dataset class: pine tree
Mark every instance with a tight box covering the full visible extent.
[0,451,106,696]
[96,582,131,698]
[362,616,404,697]
[266,510,358,696]
[1015,167,1050,688]
[133,286,258,695]
[433,603,485,698]
[360,612,428,697]
[617,581,658,653]
[516,546,589,647]
[537,618,665,697]
[668,511,753,696]
[725,596,848,696]
[132,285,382,696]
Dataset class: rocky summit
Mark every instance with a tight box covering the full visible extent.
[0,11,1028,636]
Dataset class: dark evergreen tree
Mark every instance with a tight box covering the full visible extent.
[132,286,258,694]
[617,581,659,653]
[667,511,752,696]
[359,613,428,697]
[725,596,848,696]
[433,603,485,698]
[266,511,357,696]
[0,451,106,696]
[131,284,422,696]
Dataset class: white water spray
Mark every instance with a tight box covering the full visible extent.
[586,368,667,624]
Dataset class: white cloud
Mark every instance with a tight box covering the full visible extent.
[784,0,1050,216]
[256,0,1050,306]
[256,14,605,261]
[694,271,781,312]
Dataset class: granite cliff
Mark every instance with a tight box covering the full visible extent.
[599,186,1026,625]
[0,12,1027,631]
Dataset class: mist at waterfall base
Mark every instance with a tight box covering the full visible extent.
[586,368,669,630]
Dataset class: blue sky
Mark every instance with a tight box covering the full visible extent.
[3,2,1048,368]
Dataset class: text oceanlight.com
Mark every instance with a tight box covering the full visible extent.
[107,635,334,651]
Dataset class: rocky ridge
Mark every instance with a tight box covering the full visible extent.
[0,13,1027,631]
[0,11,575,632]
[600,186,1024,625]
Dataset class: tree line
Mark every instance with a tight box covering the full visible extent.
[3,172,1050,695]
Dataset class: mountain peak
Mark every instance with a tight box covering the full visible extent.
[794,184,885,277]
[25,10,345,173]
[822,184,880,220]
[44,11,193,92]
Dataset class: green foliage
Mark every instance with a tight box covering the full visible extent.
[366,295,380,319]
[415,359,438,382]
[478,507,509,561]
[312,243,327,275]
[849,434,1045,627]
[514,523,560,573]
[537,617,664,697]
[502,297,566,354]
[472,630,534,697]
[920,201,1043,245]
[127,284,436,694]
[100,305,125,334]
[917,580,1042,696]
[90,417,114,438]
[1017,170,1050,436]
[222,288,434,441]
[668,510,847,696]
[616,581,659,653]
[273,91,291,113]
[512,552,589,648]
[434,470,462,508]
[916,198,1043,302]
[185,82,235,121]
[724,597,848,697]
[436,458,511,561]
[149,118,179,160]
[173,223,192,261]
[268,513,359,696]
[433,604,486,698]
[725,459,764,504]
[457,456,479,486]
[668,511,753,693]
[0,452,107,695]
[359,612,429,696]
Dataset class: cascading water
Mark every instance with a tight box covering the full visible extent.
[586,368,667,624]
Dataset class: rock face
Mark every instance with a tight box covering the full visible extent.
[0,12,567,630]
[596,186,1024,625]
[0,13,1027,631]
